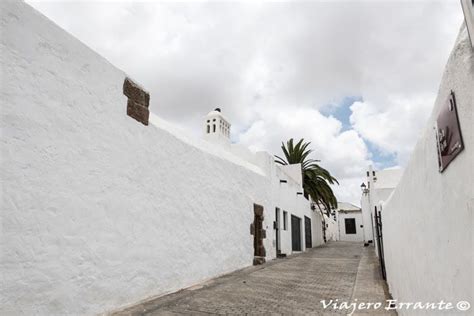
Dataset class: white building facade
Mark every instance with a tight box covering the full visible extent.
[335,202,364,242]
[324,212,339,242]
[203,108,231,146]
[360,166,403,245]
[0,2,327,315]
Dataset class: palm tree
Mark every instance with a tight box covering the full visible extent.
[275,138,338,216]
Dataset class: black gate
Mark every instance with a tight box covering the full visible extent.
[291,215,302,251]
[304,216,312,248]
[374,207,386,280]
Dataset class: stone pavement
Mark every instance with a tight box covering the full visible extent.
[113,242,396,315]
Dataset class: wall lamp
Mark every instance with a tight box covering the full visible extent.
[360,182,369,195]
[279,179,287,183]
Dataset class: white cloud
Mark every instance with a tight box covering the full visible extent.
[26,0,464,205]
[238,106,371,179]
[350,93,435,164]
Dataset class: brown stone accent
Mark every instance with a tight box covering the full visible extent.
[252,203,266,265]
[254,204,264,216]
[123,77,150,126]
[253,257,265,265]
[123,77,150,107]
[127,100,149,126]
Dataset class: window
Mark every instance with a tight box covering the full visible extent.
[206,125,210,133]
[283,211,288,230]
[213,124,216,132]
[345,218,356,234]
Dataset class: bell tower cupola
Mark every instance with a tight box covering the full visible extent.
[203,108,231,145]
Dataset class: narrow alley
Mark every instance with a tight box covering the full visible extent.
[114,242,395,315]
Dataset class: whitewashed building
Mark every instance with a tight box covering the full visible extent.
[0,2,328,315]
[335,202,364,242]
[324,212,339,242]
[203,108,231,146]
[360,166,403,245]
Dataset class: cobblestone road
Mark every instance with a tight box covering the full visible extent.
[114,242,395,315]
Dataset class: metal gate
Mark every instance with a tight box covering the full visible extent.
[374,208,386,280]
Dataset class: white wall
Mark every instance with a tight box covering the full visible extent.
[0,2,324,315]
[360,167,403,245]
[325,215,339,241]
[270,165,324,255]
[313,212,326,245]
[382,24,473,315]
[337,212,364,242]
[360,193,373,243]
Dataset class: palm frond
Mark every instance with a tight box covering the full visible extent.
[274,138,339,214]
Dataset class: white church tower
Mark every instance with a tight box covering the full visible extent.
[203,108,231,146]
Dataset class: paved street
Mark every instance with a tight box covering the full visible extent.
[114,242,395,315]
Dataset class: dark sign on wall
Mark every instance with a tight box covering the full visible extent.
[435,91,464,172]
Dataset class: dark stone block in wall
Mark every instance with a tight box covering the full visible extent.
[123,77,150,107]
[254,204,264,216]
[127,99,149,126]
[253,257,266,265]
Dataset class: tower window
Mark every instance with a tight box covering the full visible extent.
[207,125,210,133]
[213,124,216,132]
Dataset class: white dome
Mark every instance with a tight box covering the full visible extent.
[206,110,221,117]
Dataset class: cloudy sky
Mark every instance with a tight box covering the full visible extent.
[28,0,463,205]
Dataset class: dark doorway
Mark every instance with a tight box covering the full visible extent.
[345,218,357,234]
[291,215,302,251]
[275,208,281,254]
[304,216,312,248]
[252,204,266,265]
